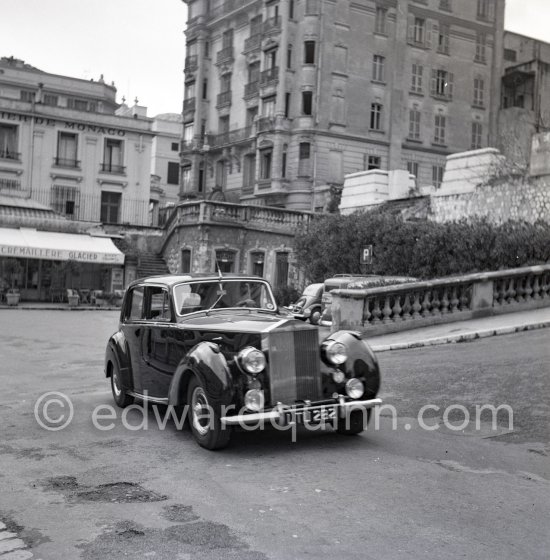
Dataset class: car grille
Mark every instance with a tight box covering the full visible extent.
[266,328,322,404]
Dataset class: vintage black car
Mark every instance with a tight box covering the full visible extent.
[104,274,381,450]
[285,282,324,324]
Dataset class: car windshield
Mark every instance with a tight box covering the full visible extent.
[173,280,277,315]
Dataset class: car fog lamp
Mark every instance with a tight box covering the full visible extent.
[239,347,266,374]
[324,340,348,365]
[244,389,265,412]
[345,378,364,399]
[332,369,346,384]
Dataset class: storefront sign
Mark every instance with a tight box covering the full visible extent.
[0,111,126,136]
[0,244,124,264]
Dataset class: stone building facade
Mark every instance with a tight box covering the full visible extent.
[180,0,504,211]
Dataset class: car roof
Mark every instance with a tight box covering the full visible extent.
[130,274,266,289]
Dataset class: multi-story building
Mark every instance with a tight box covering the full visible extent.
[498,31,550,167]
[180,0,504,211]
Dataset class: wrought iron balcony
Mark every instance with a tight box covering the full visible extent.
[0,150,20,161]
[209,126,253,148]
[183,97,196,112]
[263,16,281,34]
[216,46,234,64]
[244,34,261,52]
[53,157,80,168]
[216,90,232,107]
[185,55,198,71]
[100,163,126,174]
[260,67,279,86]
[257,117,275,133]
[244,81,259,97]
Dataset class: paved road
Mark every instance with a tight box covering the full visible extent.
[0,310,549,560]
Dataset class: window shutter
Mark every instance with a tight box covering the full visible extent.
[448,72,454,99]
[407,14,415,44]
[426,21,433,49]
[430,69,437,96]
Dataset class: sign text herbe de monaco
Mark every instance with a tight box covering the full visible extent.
[0,245,123,264]
[0,111,126,136]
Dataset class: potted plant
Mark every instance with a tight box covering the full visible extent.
[4,259,22,306]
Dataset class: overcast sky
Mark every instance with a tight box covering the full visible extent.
[0,0,548,117]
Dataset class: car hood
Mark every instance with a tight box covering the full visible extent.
[177,310,317,333]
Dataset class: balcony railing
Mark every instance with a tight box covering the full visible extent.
[185,55,198,71]
[263,16,281,34]
[208,126,253,148]
[216,90,232,107]
[208,0,253,20]
[0,150,21,161]
[216,46,234,64]
[244,34,261,52]
[100,163,126,174]
[244,81,259,97]
[257,117,275,132]
[260,67,279,86]
[183,97,196,112]
[53,157,80,169]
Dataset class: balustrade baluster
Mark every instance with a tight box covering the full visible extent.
[515,277,525,302]
[363,298,372,326]
[382,296,393,323]
[421,291,432,317]
[532,275,541,300]
[450,286,459,313]
[541,274,550,299]
[392,294,403,322]
[440,287,449,314]
[411,292,422,319]
[506,278,517,304]
[459,284,471,310]
[523,275,533,301]
[371,297,382,324]
[431,288,441,316]
[402,294,412,320]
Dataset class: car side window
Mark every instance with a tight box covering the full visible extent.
[144,286,171,321]
[126,286,145,321]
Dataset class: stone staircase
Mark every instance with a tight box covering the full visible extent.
[136,252,170,279]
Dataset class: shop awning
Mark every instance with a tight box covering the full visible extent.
[0,228,125,265]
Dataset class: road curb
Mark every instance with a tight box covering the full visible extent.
[371,320,550,352]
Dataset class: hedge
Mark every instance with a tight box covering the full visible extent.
[294,211,550,282]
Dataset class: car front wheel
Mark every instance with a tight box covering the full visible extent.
[335,408,371,435]
[110,362,134,408]
[187,377,231,450]
[309,308,321,325]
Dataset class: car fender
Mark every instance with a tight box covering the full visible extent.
[168,341,234,408]
[104,331,133,391]
[323,330,381,398]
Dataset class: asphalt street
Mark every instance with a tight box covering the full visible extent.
[0,310,549,560]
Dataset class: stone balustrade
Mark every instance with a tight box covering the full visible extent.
[331,264,550,335]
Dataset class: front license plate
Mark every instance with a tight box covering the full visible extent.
[285,406,336,424]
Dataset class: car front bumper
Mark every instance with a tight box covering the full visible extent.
[220,397,382,426]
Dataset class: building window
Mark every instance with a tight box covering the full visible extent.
[504,48,517,62]
[250,15,262,36]
[434,114,446,144]
[102,139,124,173]
[250,252,265,277]
[246,107,258,127]
[302,91,313,115]
[287,45,293,69]
[477,0,494,21]
[304,41,316,64]
[367,156,381,170]
[289,0,294,18]
[56,132,78,168]
[51,185,80,218]
[431,69,453,99]
[437,24,450,54]
[222,28,234,49]
[471,121,483,149]
[215,250,236,273]
[68,98,89,111]
[473,76,485,107]
[439,0,452,10]
[243,154,256,188]
[220,73,231,93]
[411,63,423,93]
[305,0,319,15]
[407,161,419,185]
[167,162,179,185]
[20,90,35,103]
[370,103,382,130]
[275,252,289,289]
[260,149,272,179]
[408,108,421,140]
[181,166,191,192]
[372,55,385,82]
[100,191,121,224]
[285,92,291,117]
[184,81,196,100]
[432,165,444,188]
[262,96,276,117]
[202,79,208,99]
[282,148,287,178]
[215,160,227,188]
[375,6,387,34]
[412,17,426,46]
[475,33,487,63]
[219,115,230,134]
[43,94,58,107]
[0,124,18,160]
[298,142,311,176]
[181,249,191,273]
[183,123,194,146]
[171,142,179,151]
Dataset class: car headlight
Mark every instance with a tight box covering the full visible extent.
[244,389,265,411]
[238,347,266,374]
[323,340,348,365]
[345,378,364,399]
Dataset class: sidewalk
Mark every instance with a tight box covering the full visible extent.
[366,306,550,352]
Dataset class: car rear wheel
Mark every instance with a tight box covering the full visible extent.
[335,408,371,435]
[187,377,231,450]
[110,362,134,408]
[309,308,321,325]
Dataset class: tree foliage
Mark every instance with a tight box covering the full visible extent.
[294,210,550,282]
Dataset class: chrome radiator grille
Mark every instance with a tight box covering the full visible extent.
[267,329,322,404]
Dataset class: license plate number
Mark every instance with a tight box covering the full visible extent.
[285,406,336,424]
